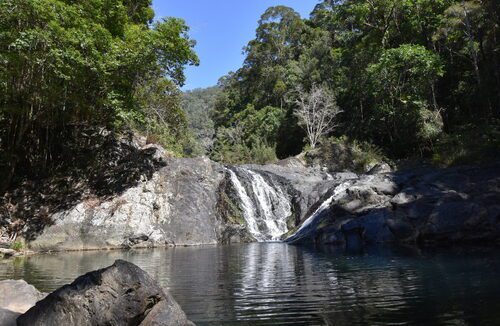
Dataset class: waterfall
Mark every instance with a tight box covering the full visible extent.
[227,167,291,242]
[227,169,261,240]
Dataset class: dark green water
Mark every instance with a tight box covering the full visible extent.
[1,243,500,325]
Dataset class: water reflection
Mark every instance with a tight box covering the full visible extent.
[1,244,500,325]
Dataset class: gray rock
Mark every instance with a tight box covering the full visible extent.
[30,157,229,251]
[387,218,417,241]
[0,308,20,326]
[27,152,339,250]
[246,162,347,221]
[287,163,500,246]
[0,280,46,326]
[19,137,500,250]
[368,162,392,174]
[17,260,194,326]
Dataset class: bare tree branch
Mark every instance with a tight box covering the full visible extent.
[294,84,341,149]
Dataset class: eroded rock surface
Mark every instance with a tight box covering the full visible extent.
[286,163,500,246]
[0,280,46,326]
[17,260,194,326]
[12,133,499,250]
[30,157,228,250]
[28,153,332,250]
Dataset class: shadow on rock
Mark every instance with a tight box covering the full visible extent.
[0,128,166,241]
[287,162,500,247]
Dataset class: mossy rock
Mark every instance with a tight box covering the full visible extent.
[216,175,245,225]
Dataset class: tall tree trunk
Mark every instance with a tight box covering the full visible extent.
[462,0,481,85]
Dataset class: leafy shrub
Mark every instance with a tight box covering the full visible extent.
[10,241,23,251]
[432,122,500,167]
[249,141,278,164]
[308,136,388,173]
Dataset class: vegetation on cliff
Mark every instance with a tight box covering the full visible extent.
[181,87,220,155]
[0,0,198,191]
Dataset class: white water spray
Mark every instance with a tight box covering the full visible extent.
[227,167,291,242]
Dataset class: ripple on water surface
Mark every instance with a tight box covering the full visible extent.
[1,243,500,325]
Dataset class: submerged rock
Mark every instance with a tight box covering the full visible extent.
[17,260,194,326]
[0,280,46,326]
[0,248,16,258]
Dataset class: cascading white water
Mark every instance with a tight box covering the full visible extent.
[247,170,291,240]
[227,167,291,242]
[227,169,262,240]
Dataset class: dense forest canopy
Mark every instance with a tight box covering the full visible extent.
[0,0,198,189]
[0,0,498,189]
[210,0,499,164]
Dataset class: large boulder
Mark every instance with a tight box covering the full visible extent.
[0,280,46,326]
[17,260,194,326]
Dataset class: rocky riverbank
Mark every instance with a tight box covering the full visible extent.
[0,279,46,326]
[1,134,498,252]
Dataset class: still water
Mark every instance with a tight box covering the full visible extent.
[1,243,500,325]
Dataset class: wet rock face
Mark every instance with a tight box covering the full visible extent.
[244,162,342,222]
[17,260,194,326]
[21,135,500,250]
[27,154,320,250]
[286,163,500,246]
[0,280,46,326]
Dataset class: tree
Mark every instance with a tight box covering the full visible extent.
[211,6,309,159]
[294,84,341,149]
[0,0,198,189]
[367,44,444,154]
[212,0,499,162]
[182,87,220,154]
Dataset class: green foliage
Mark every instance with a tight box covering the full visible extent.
[211,6,309,159]
[0,0,198,187]
[367,45,444,100]
[432,123,500,166]
[10,241,24,251]
[366,44,444,155]
[249,141,279,165]
[210,126,278,165]
[212,0,499,163]
[210,104,282,164]
[1,0,497,175]
[309,136,388,173]
[182,87,220,155]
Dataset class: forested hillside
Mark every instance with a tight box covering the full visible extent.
[0,0,198,190]
[211,0,499,165]
[1,0,498,193]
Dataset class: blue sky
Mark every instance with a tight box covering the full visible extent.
[153,1,320,90]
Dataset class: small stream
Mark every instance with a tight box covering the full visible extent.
[1,243,500,325]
